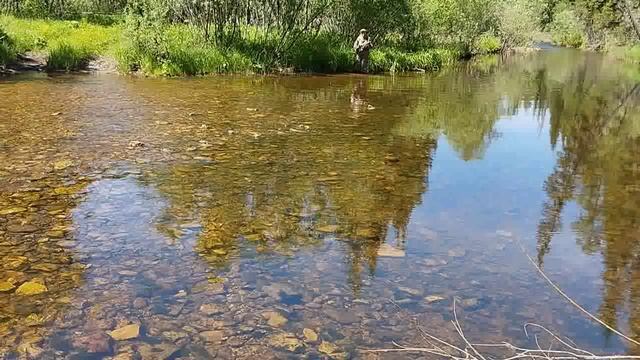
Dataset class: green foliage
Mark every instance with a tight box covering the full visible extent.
[0,26,16,65]
[549,5,585,48]
[473,33,501,54]
[411,0,500,51]
[625,45,640,63]
[498,0,542,47]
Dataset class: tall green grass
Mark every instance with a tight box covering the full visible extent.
[0,15,120,70]
[0,27,16,66]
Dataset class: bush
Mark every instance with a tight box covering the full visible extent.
[550,6,584,48]
[498,0,540,47]
[473,34,502,54]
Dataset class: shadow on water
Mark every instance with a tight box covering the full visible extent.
[1,49,640,358]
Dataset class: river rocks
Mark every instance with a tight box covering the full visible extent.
[317,224,339,233]
[200,330,224,343]
[318,341,338,355]
[6,224,39,233]
[398,287,423,297]
[72,332,113,354]
[262,311,288,327]
[109,324,140,341]
[324,308,357,324]
[24,314,45,327]
[424,295,446,304]
[15,281,48,296]
[355,227,377,239]
[423,258,447,267]
[53,160,74,170]
[45,230,65,238]
[136,343,179,360]
[0,207,27,215]
[266,333,302,352]
[377,244,405,257]
[303,328,318,343]
[31,263,60,272]
[118,270,138,277]
[133,297,148,309]
[199,303,224,316]
[4,256,29,270]
[0,281,16,292]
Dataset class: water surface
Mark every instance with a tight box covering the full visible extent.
[1,49,640,359]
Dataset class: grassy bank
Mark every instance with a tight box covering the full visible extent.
[0,15,120,70]
[0,15,471,75]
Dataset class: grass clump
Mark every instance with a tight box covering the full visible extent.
[369,47,462,73]
[47,41,92,70]
[473,34,502,55]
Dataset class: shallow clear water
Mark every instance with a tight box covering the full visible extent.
[1,49,640,359]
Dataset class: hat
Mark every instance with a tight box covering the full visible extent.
[360,29,368,33]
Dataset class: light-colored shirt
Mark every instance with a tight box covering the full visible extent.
[353,35,372,54]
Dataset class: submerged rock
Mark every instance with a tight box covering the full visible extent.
[7,224,38,233]
[200,330,224,343]
[53,160,74,170]
[424,295,446,304]
[0,207,27,215]
[398,287,423,297]
[317,224,339,233]
[15,281,48,296]
[108,324,140,341]
[72,332,113,354]
[318,341,338,355]
[262,311,288,327]
[324,308,357,324]
[303,328,318,343]
[266,333,302,352]
[377,244,405,258]
[199,303,224,316]
[0,281,16,293]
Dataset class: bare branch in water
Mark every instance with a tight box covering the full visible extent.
[361,299,640,360]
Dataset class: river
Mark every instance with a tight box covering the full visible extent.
[1,49,639,359]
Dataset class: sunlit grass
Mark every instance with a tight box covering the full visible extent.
[0,15,121,70]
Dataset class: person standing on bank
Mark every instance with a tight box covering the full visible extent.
[353,29,372,73]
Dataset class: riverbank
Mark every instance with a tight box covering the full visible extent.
[0,16,487,76]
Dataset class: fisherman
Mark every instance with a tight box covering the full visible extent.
[353,29,372,73]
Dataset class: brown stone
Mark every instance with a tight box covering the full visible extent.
[72,332,113,354]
